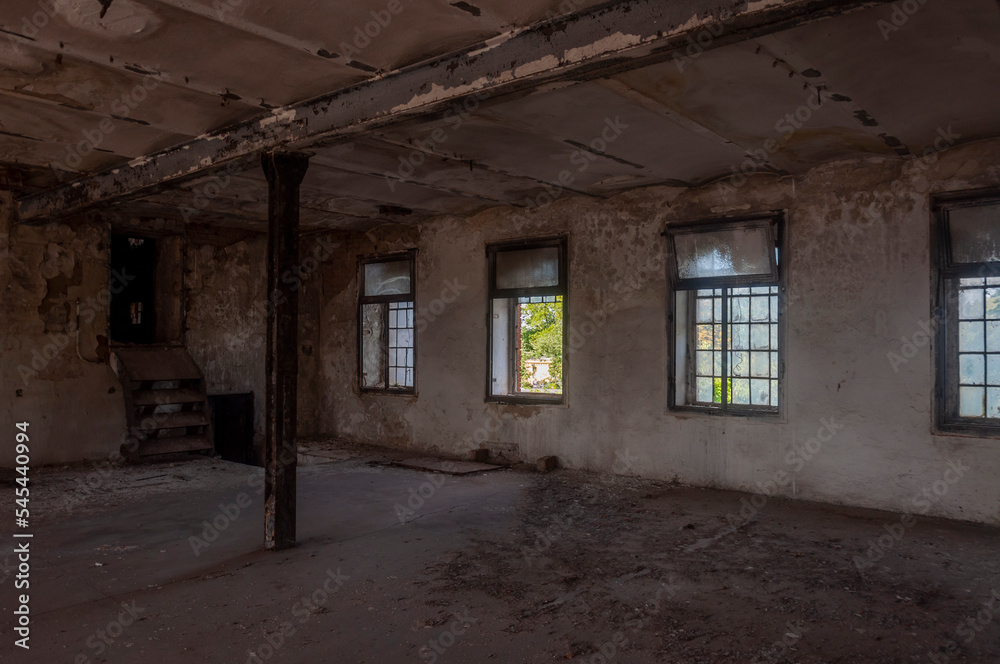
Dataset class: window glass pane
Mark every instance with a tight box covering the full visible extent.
[960,354,985,385]
[989,388,1000,419]
[696,377,713,403]
[770,379,779,406]
[751,379,770,405]
[731,324,749,350]
[960,386,985,417]
[959,288,984,319]
[697,325,715,350]
[751,297,770,322]
[949,203,1000,264]
[731,351,749,377]
[960,322,985,352]
[696,351,712,375]
[496,247,560,290]
[731,379,750,405]
[988,322,1000,352]
[364,260,411,296]
[674,226,774,280]
[987,288,1000,319]
[751,352,770,378]
[989,355,1000,386]
[731,296,749,323]
[361,303,386,389]
[751,324,770,350]
[696,299,714,323]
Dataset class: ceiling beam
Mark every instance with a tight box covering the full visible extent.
[16,0,896,224]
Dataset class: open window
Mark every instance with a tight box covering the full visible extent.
[666,215,784,414]
[487,237,567,403]
[933,193,1000,434]
[358,251,416,393]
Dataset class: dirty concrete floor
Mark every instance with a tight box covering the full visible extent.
[1,446,998,664]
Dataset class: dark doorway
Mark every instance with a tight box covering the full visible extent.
[209,393,255,465]
[110,235,157,344]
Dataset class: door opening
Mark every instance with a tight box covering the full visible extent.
[110,234,157,344]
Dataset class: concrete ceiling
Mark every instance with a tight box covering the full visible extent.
[2,0,999,231]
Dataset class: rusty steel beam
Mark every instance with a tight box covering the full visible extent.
[262,150,309,551]
[16,0,895,223]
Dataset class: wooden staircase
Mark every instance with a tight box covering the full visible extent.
[111,347,215,458]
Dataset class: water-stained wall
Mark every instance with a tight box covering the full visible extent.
[314,138,1000,525]
[0,193,124,465]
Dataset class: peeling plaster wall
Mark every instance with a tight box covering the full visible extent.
[184,233,326,461]
[185,238,267,462]
[0,194,125,466]
[315,137,1000,525]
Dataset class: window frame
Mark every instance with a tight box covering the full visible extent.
[485,236,568,405]
[357,249,417,395]
[665,213,786,417]
[932,190,1000,435]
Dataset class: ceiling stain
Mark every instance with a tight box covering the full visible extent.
[451,2,482,17]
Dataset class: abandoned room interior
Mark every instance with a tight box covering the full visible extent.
[1,0,1000,661]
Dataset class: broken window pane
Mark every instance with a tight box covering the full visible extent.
[674,226,774,281]
[949,202,1000,265]
[495,247,560,290]
[364,260,411,296]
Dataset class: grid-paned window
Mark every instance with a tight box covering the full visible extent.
[935,196,1000,432]
[388,302,415,389]
[359,252,416,393]
[667,215,783,415]
[692,286,780,408]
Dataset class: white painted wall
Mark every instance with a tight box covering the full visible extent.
[316,138,1000,525]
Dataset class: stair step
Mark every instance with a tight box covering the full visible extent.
[138,434,213,456]
[137,411,209,430]
[133,388,205,406]
[113,349,203,381]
